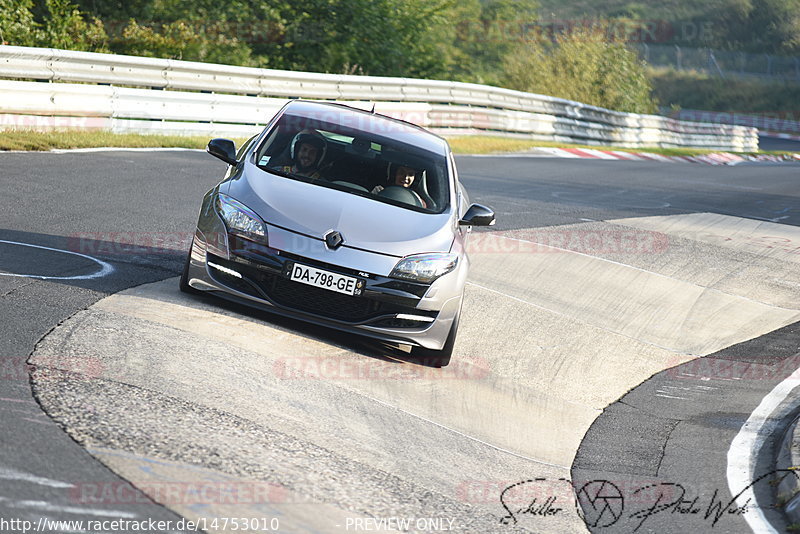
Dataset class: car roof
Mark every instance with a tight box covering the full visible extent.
[282,100,450,155]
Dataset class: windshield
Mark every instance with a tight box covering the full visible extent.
[253,110,450,213]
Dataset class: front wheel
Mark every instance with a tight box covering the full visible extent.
[411,313,459,368]
[179,245,201,295]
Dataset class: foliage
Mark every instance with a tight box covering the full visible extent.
[502,29,657,113]
[74,0,458,76]
[449,0,540,84]
[40,0,107,52]
[25,0,800,116]
[0,0,39,46]
[113,19,251,64]
[649,68,800,113]
[265,0,456,77]
[536,0,800,54]
[1,0,107,51]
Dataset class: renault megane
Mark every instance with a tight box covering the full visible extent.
[180,100,495,367]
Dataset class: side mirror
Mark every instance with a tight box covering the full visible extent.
[459,204,496,226]
[207,138,237,166]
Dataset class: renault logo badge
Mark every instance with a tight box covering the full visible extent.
[324,230,344,250]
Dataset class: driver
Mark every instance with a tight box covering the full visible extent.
[372,163,427,208]
[277,130,327,179]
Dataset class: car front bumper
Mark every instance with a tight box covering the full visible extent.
[184,230,462,350]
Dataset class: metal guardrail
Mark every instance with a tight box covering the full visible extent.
[666,109,800,136]
[0,45,759,151]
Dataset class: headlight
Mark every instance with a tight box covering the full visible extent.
[390,253,458,283]
[215,193,267,242]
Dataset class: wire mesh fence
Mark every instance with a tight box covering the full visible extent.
[635,44,800,82]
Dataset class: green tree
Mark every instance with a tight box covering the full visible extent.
[733,0,800,54]
[116,19,197,59]
[269,0,455,77]
[502,29,657,113]
[40,0,108,52]
[450,0,540,84]
[113,19,252,64]
[0,0,40,46]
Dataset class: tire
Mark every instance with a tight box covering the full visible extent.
[179,245,201,295]
[411,312,459,368]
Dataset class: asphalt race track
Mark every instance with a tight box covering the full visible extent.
[1,149,799,533]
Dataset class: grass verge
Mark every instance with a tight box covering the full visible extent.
[0,129,794,157]
[0,130,234,151]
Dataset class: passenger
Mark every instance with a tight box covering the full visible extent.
[372,163,427,208]
[276,130,327,179]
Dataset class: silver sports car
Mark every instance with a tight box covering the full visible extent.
[180,100,495,366]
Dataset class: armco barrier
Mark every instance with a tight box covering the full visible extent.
[0,45,758,150]
[669,109,800,136]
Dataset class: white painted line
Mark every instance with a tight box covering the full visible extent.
[727,373,800,533]
[1,148,205,155]
[49,147,205,154]
[0,240,113,280]
[460,153,552,158]
[0,497,138,518]
[0,397,38,404]
[0,467,73,488]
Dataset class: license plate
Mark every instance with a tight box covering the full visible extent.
[287,262,363,296]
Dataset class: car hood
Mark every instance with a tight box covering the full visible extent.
[226,167,455,258]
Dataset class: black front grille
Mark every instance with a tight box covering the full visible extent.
[209,254,412,323]
[268,273,384,321]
